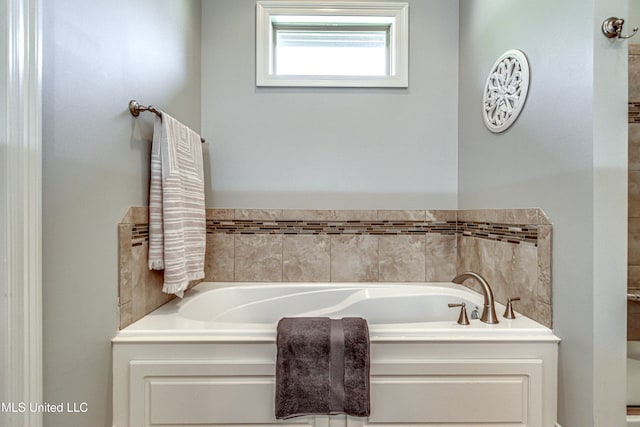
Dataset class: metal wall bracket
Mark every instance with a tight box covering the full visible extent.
[602,17,638,40]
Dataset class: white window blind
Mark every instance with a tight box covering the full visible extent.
[274,25,390,76]
[256,2,409,87]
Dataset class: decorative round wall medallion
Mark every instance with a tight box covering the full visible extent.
[482,49,530,133]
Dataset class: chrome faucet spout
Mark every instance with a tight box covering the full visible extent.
[451,271,499,324]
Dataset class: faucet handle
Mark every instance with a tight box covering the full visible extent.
[503,297,521,319]
[448,303,470,325]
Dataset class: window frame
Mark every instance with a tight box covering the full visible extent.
[256,1,409,88]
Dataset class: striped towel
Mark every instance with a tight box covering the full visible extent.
[148,112,205,296]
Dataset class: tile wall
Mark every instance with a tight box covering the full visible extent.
[457,209,552,329]
[118,207,171,329]
[629,44,640,340]
[119,207,552,329]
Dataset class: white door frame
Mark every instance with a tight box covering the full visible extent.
[2,0,43,426]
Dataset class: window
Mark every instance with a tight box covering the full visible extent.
[273,23,390,76]
[256,2,409,87]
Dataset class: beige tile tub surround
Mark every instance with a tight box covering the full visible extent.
[331,235,380,282]
[456,209,552,328]
[379,235,426,282]
[202,208,459,285]
[118,207,172,329]
[235,234,284,282]
[283,235,331,282]
[118,207,551,328]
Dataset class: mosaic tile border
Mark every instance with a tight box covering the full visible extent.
[128,219,538,246]
[630,102,640,123]
[207,219,458,236]
[131,224,148,247]
[459,222,538,246]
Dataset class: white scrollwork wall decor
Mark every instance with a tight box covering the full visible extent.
[482,49,530,133]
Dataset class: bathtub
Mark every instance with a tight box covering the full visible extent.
[118,281,554,339]
[113,281,559,427]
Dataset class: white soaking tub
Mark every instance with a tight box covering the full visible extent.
[113,282,559,427]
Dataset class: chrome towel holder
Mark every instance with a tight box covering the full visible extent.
[602,16,638,40]
[128,99,205,143]
[129,99,162,118]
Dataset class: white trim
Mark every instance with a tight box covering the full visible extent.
[256,1,409,87]
[2,0,43,425]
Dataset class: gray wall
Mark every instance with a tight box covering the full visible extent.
[42,1,201,425]
[201,0,460,210]
[458,1,627,426]
[631,2,640,37]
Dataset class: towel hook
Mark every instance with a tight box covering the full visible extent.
[602,17,638,40]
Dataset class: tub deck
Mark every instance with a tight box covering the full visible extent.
[115,282,558,342]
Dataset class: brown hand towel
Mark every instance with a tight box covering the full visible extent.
[275,317,370,419]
